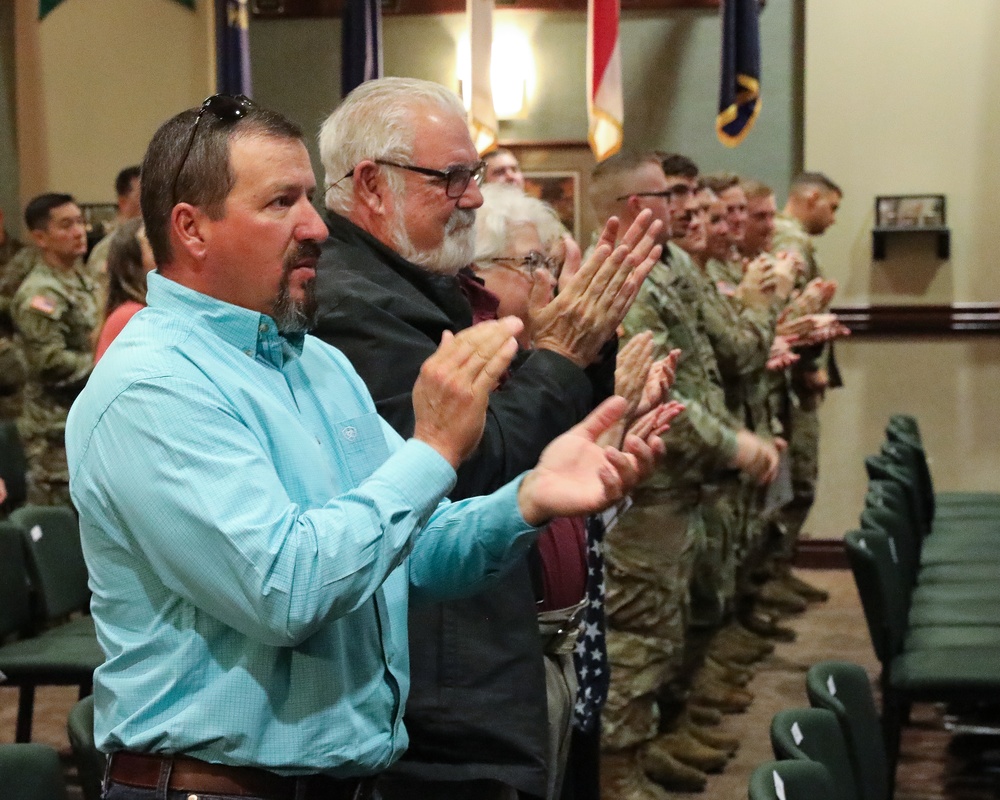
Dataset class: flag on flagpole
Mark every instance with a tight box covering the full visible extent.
[467,0,498,156]
[587,0,623,162]
[216,0,252,96]
[342,0,382,97]
[716,0,761,147]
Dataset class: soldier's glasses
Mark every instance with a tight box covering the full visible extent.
[615,185,694,202]
[341,159,487,199]
[171,94,255,205]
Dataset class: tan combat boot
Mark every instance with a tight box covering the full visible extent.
[682,716,740,755]
[690,676,754,713]
[648,730,728,773]
[757,579,808,614]
[642,741,708,792]
[780,570,830,602]
[601,747,672,800]
[687,702,723,726]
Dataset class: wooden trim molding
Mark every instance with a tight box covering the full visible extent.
[794,538,847,570]
[252,0,719,17]
[832,303,1000,337]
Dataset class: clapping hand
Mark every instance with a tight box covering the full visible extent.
[413,317,523,468]
[517,397,666,525]
[532,210,662,367]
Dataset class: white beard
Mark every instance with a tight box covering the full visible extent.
[391,206,476,276]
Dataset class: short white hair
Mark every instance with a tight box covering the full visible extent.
[474,184,565,263]
[319,77,466,215]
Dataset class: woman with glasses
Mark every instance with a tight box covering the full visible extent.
[471,184,565,348]
[94,218,156,362]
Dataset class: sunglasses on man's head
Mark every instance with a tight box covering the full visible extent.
[171,94,255,205]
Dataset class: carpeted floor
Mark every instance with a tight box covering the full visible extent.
[1,567,993,798]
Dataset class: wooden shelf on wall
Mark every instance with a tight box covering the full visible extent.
[832,303,1000,337]
[252,0,720,17]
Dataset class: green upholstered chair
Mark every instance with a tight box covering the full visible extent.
[806,661,889,800]
[748,760,836,800]
[0,743,69,800]
[67,695,104,800]
[770,708,859,800]
[9,505,95,637]
[0,522,102,742]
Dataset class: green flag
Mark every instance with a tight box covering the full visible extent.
[41,0,194,20]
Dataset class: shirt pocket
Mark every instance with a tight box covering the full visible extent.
[331,412,391,488]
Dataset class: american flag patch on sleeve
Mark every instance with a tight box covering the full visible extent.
[29,295,57,316]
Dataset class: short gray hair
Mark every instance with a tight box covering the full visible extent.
[474,184,564,263]
[319,77,466,215]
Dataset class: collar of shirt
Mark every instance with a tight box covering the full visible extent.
[146,271,305,368]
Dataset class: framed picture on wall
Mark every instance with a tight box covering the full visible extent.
[503,142,596,242]
[875,193,946,230]
[523,171,580,241]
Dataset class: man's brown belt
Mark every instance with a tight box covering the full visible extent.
[108,752,380,800]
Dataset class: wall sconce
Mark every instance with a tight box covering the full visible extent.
[457,23,536,120]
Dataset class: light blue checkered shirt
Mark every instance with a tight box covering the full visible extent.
[66,273,537,776]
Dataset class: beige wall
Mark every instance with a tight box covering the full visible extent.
[804,0,1000,538]
[15,0,214,206]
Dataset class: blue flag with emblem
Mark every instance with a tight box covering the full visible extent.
[342,0,383,98]
[716,0,760,147]
[216,0,252,97]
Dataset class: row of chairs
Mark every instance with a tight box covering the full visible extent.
[844,414,1000,775]
[0,505,103,743]
[748,660,889,800]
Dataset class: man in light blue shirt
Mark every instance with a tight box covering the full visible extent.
[67,98,655,800]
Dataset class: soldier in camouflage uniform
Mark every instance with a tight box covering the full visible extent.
[590,154,781,800]
[85,165,142,280]
[0,210,31,426]
[675,182,786,631]
[12,195,97,507]
[770,172,843,601]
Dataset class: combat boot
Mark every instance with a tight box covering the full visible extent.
[650,730,728,773]
[739,610,796,642]
[642,742,708,792]
[702,655,753,686]
[690,676,753,713]
[780,570,830,602]
[718,622,775,653]
[601,748,672,800]
[757,580,808,614]
[683,717,740,755]
[709,633,770,665]
[687,702,723,726]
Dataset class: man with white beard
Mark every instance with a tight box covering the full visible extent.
[311,77,661,800]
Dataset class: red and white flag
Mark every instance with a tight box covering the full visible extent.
[587,0,623,162]
[467,0,498,155]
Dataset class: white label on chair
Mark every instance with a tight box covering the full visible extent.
[30,525,42,542]
[858,538,869,550]
[888,537,899,564]
[773,770,787,800]
[827,675,837,696]
[791,721,804,745]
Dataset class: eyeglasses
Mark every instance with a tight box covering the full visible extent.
[341,159,486,199]
[171,94,254,205]
[486,250,559,276]
[615,184,694,202]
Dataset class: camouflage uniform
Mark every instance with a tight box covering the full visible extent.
[679,255,777,618]
[0,240,32,424]
[603,243,740,754]
[771,214,826,554]
[12,253,97,506]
